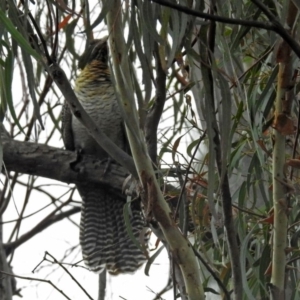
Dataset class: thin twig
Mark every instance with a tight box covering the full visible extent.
[290,99,300,180]
[44,252,93,300]
[230,46,274,89]
[231,204,266,218]
[145,42,167,163]
[51,3,59,62]
[174,131,206,219]
[0,270,72,300]
[4,206,80,255]
[151,0,300,59]
[20,2,52,63]
[151,277,172,300]
[249,0,278,21]
[175,164,188,237]
[192,247,231,300]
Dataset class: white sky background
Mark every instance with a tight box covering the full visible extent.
[1,1,217,299]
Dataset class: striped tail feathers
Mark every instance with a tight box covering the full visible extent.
[77,183,148,275]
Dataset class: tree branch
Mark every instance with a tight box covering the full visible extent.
[2,136,129,195]
[106,1,205,298]
[151,0,300,59]
[4,207,80,256]
[0,270,72,300]
[0,221,13,300]
[145,43,167,164]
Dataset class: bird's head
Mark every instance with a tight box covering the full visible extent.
[78,37,108,70]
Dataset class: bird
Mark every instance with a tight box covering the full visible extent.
[61,37,147,275]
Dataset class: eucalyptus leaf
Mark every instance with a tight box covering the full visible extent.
[0,9,39,60]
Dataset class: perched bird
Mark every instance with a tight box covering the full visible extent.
[61,37,147,275]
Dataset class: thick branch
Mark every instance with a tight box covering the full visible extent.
[2,137,129,195]
[271,1,297,297]
[106,1,204,299]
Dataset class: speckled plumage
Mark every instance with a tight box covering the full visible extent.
[62,39,147,274]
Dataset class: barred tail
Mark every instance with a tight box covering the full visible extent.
[77,183,147,275]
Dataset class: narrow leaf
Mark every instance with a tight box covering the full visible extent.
[144,245,165,276]
[123,202,145,252]
[4,49,25,134]
[0,9,39,60]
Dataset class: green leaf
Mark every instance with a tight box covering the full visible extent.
[0,9,39,60]
[238,181,247,207]
[240,224,258,300]
[187,138,200,157]
[203,287,220,295]
[131,9,152,104]
[141,1,164,44]
[144,245,164,276]
[20,47,44,129]
[0,128,3,172]
[218,73,232,172]
[172,134,183,162]
[65,18,80,59]
[123,202,146,253]
[90,0,114,30]
[3,48,25,134]
[229,139,246,172]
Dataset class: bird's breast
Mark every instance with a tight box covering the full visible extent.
[72,73,124,157]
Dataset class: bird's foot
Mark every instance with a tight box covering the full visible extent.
[70,148,84,172]
[100,157,112,177]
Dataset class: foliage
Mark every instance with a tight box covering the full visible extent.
[0,0,300,300]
